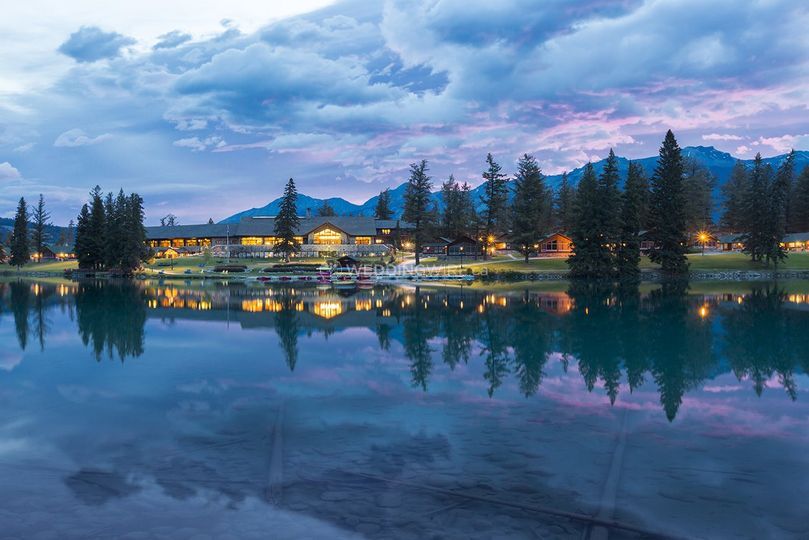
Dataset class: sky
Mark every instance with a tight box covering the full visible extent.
[0,0,807,225]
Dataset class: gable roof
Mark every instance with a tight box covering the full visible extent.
[784,232,809,243]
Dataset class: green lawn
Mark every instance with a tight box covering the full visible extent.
[6,260,78,272]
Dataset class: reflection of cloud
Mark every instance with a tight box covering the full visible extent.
[0,351,23,372]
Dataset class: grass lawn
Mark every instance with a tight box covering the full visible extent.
[6,260,78,272]
[686,252,809,270]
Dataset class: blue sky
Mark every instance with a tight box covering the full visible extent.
[0,0,807,224]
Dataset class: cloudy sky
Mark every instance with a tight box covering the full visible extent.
[1,0,807,224]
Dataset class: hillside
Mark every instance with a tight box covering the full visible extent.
[221,147,809,223]
[0,218,69,244]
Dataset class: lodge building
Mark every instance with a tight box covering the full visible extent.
[146,216,414,258]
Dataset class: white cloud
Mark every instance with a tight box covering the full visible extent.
[173,136,226,152]
[54,128,112,147]
[0,162,22,179]
[702,133,743,141]
[753,134,809,154]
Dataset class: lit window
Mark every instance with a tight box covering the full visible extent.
[355,236,371,245]
[241,237,263,245]
[313,228,343,245]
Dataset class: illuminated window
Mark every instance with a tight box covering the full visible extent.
[375,239,383,244]
[241,237,263,245]
[171,239,185,248]
[355,236,371,245]
[545,240,558,251]
[313,228,343,245]
[380,228,392,235]
[200,238,211,247]
[263,237,277,245]
[186,238,199,246]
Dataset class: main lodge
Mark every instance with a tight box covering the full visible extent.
[146,216,414,258]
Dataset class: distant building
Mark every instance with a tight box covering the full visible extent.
[538,232,573,255]
[146,216,413,258]
[34,244,75,261]
[446,236,481,259]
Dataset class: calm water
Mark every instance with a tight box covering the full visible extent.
[1,279,808,539]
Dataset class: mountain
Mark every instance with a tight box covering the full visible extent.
[0,218,70,245]
[220,147,809,223]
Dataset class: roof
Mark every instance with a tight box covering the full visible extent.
[784,232,809,243]
[45,244,74,253]
[541,232,572,242]
[716,233,743,243]
[146,216,414,240]
[447,235,478,246]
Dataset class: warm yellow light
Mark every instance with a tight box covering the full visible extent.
[698,305,709,319]
[697,231,709,243]
[487,235,495,243]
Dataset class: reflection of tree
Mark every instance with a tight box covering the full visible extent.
[375,322,392,351]
[274,291,299,371]
[565,282,622,404]
[403,289,434,391]
[32,284,54,351]
[723,285,797,399]
[480,310,510,397]
[511,291,551,397]
[75,281,146,361]
[645,281,713,421]
[440,295,475,370]
[10,281,31,350]
[616,282,648,392]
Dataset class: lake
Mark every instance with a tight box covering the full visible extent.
[0,279,807,539]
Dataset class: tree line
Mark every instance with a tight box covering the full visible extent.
[396,130,805,277]
[74,186,148,273]
[4,195,56,268]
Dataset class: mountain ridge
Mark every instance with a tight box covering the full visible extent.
[221,147,809,223]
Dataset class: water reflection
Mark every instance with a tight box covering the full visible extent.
[3,279,809,419]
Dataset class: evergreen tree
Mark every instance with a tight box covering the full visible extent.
[555,172,575,232]
[74,204,92,268]
[511,154,551,262]
[567,164,609,278]
[480,153,509,258]
[617,162,645,281]
[31,194,50,260]
[682,157,715,232]
[274,178,301,262]
[721,161,748,231]
[763,150,794,266]
[648,130,689,276]
[791,166,809,232]
[87,186,106,270]
[317,200,336,217]
[403,160,433,265]
[598,149,622,248]
[208,218,215,224]
[440,175,476,239]
[0,241,5,264]
[160,214,178,226]
[740,154,770,262]
[374,188,393,220]
[9,197,30,268]
[121,193,147,273]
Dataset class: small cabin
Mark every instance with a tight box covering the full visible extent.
[446,236,480,259]
[539,233,573,254]
[421,237,451,255]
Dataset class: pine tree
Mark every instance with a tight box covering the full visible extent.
[274,178,301,262]
[87,186,106,270]
[511,154,550,262]
[763,150,794,266]
[374,188,393,220]
[31,194,50,261]
[0,241,6,264]
[721,161,748,231]
[74,204,92,268]
[317,200,336,217]
[121,193,147,273]
[740,154,770,262]
[598,149,622,248]
[9,197,30,268]
[207,218,215,225]
[403,160,433,265]
[791,166,809,232]
[555,172,575,232]
[567,164,608,279]
[480,153,509,259]
[648,130,689,276]
[440,175,475,239]
[682,157,715,232]
[617,162,645,281]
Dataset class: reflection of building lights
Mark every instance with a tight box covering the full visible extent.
[699,305,709,319]
[355,299,372,312]
[313,301,343,319]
